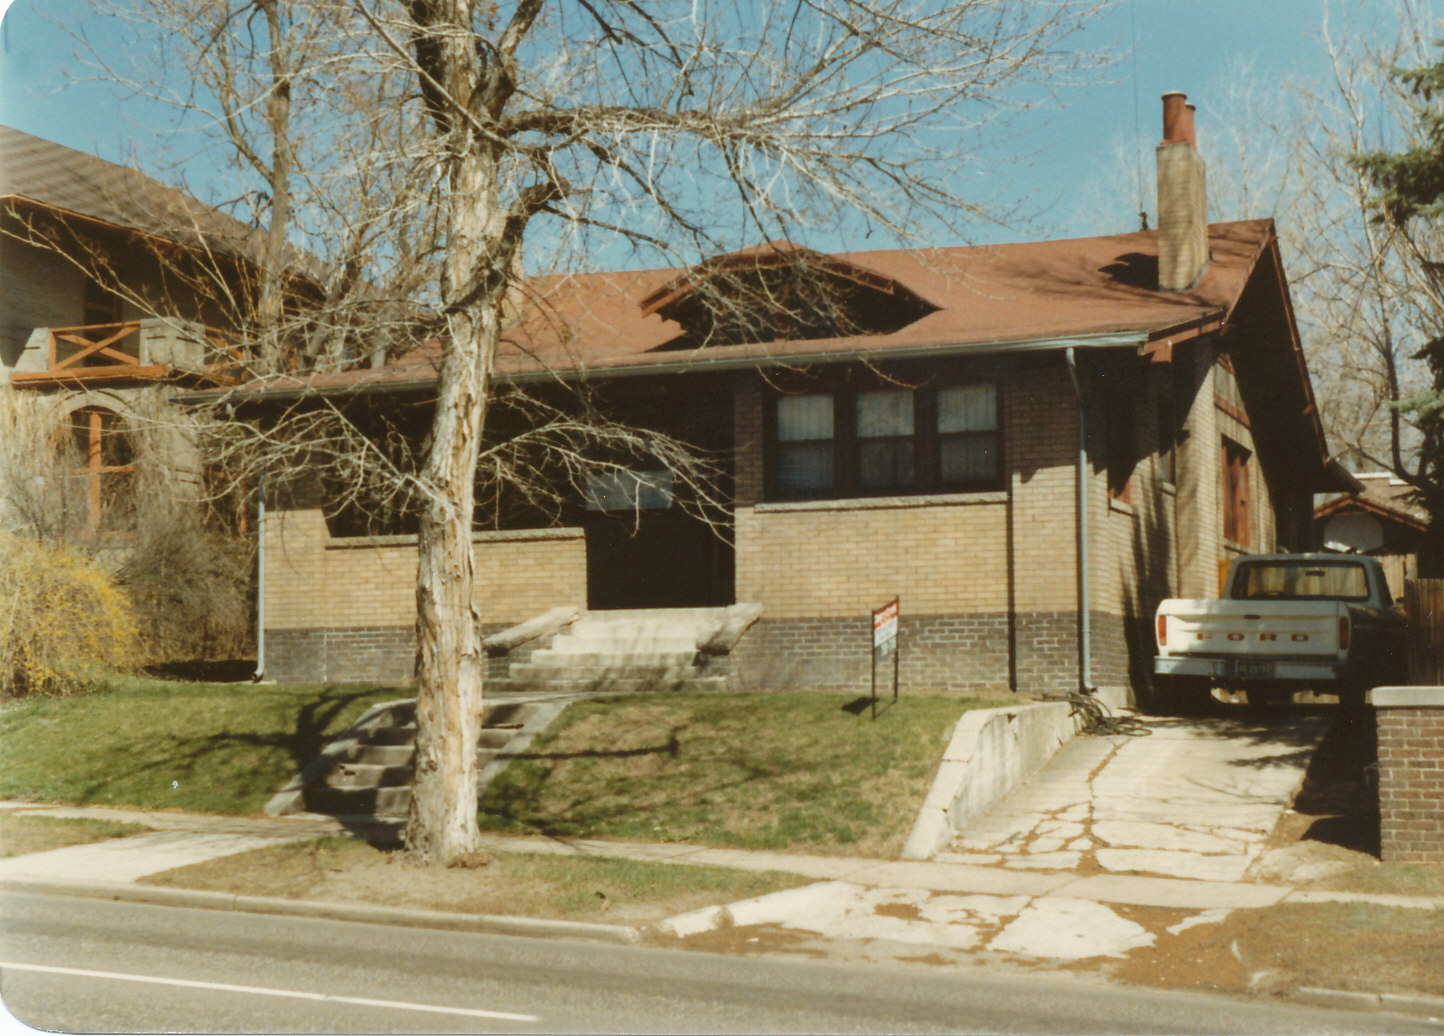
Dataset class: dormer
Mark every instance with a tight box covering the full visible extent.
[639,242,937,350]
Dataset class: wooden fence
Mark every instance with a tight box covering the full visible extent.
[1404,579,1444,684]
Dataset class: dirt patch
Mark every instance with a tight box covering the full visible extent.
[672,922,830,959]
[873,901,924,921]
[894,952,958,967]
[1112,901,1444,999]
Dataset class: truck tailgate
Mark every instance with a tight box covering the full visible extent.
[1157,600,1344,658]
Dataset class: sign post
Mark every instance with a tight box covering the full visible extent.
[871,598,900,720]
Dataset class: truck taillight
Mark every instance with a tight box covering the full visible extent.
[1156,613,1168,649]
[1339,614,1351,652]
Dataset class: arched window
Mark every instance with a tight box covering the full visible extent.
[65,406,136,535]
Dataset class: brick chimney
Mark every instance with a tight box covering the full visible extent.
[1156,92,1209,291]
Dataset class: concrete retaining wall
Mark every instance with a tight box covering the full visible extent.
[903,699,1082,859]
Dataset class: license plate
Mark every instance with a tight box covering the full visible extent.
[1236,660,1274,680]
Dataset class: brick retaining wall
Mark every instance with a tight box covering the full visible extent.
[1372,686,1444,864]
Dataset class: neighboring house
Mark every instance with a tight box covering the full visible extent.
[1315,472,1429,597]
[218,94,1354,707]
[0,125,260,538]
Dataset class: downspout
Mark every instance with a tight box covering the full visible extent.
[252,466,266,682]
[1064,348,1096,695]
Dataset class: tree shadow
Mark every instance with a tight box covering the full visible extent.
[73,685,397,807]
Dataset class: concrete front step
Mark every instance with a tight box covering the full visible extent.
[509,662,697,683]
[301,700,551,819]
[347,743,415,767]
[308,784,413,817]
[330,762,414,790]
[493,675,729,695]
[527,649,696,667]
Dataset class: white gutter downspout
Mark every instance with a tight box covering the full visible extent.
[252,467,266,683]
[1064,348,1097,695]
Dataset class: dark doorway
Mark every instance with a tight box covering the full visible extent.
[586,508,732,609]
[582,386,735,610]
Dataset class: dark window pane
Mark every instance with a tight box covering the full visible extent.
[777,441,834,495]
[940,435,995,483]
[859,438,914,490]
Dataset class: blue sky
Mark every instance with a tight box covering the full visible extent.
[0,0,1416,246]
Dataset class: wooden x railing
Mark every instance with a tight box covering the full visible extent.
[48,321,143,371]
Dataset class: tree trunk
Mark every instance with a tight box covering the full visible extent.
[404,1,498,854]
[406,303,490,862]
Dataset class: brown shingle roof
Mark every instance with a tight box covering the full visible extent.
[0,124,262,260]
[215,218,1277,398]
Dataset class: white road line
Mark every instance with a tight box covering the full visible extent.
[0,961,539,1023]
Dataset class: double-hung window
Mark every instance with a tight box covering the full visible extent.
[775,394,835,498]
[937,384,997,487]
[857,389,915,491]
[768,380,1000,501]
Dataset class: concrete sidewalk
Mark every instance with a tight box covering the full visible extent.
[2,799,1439,917]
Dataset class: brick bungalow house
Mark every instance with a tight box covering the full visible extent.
[230,94,1352,707]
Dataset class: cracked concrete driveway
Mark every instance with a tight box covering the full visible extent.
[938,713,1331,882]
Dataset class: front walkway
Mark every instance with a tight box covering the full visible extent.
[941,713,1331,882]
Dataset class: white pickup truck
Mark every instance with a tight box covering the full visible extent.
[1153,553,1408,710]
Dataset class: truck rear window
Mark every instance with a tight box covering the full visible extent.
[1232,561,1371,602]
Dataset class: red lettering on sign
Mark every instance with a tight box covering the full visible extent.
[1259,633,1277,641]
[1227,633,1244,641]
[1291,633,1309,642]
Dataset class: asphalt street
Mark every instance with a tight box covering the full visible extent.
[2,890,1437,1034]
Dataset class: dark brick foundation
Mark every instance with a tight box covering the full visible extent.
[731,613,1017,694]
[266,623,519,684]
[266,626,415,684]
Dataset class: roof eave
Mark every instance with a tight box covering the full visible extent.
[178,329,1151,405]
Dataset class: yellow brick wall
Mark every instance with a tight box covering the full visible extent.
[1008,366,1080,615]
[264,508,586,630]
[735,495,1008,617]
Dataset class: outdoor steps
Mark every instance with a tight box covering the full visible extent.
[497,607,731,694]
[303,702,535,819]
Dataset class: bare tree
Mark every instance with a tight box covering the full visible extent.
[1282,0,1444,480]
[329,0,1107,862]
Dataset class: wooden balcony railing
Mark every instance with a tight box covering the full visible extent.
[10,320,237,387]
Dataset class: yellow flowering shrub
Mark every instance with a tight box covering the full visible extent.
[0,532,139,697]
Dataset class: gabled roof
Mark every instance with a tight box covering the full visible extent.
[0,124,263,262]
[1315,473,1429,531]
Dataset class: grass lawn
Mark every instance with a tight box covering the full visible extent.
[479,691,986,857]
[0,814,150,857]
[0,677,408,814]
[139,836,812,926]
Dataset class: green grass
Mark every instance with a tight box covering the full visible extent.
[1319,862,1444,898]
[0,676,409,813]
[479,691,985,856]
[139,835,813,923]
[0,814,150,857]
